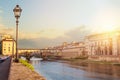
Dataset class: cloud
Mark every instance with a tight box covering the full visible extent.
[18,39,38,48]
[65,25,90,41]
[19,32,40,39]
[19,36,69,49]
[17,27,66,39]
[0,28,14,34]
[0,19,14,36]
[18,26,90,48]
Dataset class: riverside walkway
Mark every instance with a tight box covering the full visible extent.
[9,61,45,80]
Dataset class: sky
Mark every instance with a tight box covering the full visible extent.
[0,0,120,48]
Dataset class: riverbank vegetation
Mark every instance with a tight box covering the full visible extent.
[19,59,34,71]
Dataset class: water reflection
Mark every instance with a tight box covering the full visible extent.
[31,60,120,80]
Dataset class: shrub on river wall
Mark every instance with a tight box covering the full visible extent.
[19,59,34,71]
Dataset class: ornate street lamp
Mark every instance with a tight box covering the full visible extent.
[13,5,22,62]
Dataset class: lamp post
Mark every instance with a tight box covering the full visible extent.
[13,5,22,62]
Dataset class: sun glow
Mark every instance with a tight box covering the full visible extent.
[92,25,116,34]
[102,25,115,32]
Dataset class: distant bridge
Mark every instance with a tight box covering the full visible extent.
[18,48,62,58]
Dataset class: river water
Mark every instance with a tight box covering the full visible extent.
[31,60,120,80]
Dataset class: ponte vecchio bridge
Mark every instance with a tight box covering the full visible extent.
[18,48,62,58]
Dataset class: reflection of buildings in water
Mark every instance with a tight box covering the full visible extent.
[85,63,120,78]
[111,65,120,78]
[31,60,41,72]
[30,57,41,64]
[33,60,40,64]
[31,59,41,65]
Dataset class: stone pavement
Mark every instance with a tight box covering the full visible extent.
[9,62,46,80]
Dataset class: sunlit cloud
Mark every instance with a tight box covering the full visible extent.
[0,28,14,34]
[0,24,14,36]
[19,32,40,39]
[37,28,66,39]
[0,15,13,36]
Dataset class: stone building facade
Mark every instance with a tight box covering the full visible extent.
[61,42,85,59]
[85,31,120,61]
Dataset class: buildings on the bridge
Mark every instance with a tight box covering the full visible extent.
[18,49,40,54]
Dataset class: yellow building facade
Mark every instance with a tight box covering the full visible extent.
[0,35,16,55]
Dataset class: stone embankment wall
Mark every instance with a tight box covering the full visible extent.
[88,55,120,62]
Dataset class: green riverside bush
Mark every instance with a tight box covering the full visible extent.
[19,59,34,71]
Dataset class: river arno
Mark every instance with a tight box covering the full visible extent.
[31,60,120,80]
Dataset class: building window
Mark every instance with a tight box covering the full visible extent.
[4,49,6,51]
[8,47,10,52]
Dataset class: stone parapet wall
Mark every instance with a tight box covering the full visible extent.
[89,55,120,62]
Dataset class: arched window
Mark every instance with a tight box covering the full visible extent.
[105,46,107,55]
